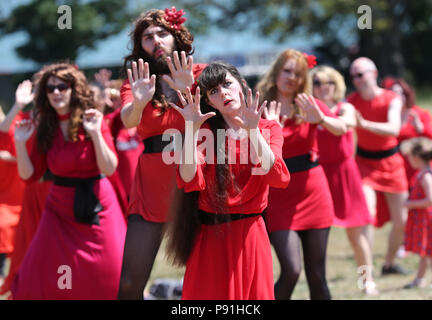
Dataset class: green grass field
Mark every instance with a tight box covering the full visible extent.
[145,223,432,300]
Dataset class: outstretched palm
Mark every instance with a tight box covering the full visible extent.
[127,59,156,105]
[233,89,267,131]
[263,100,288,127]
[170,87,215,130]
[162,51,194,93]
[15,80,34,109]
[294,93,324,124]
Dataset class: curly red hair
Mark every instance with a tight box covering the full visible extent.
[382,77,416,109]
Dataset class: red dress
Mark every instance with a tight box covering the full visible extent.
[317,103,372,228]
[177,119,290,300]
[0,179,51,298]
[0,121,25,255]
[347,90,408,228]
[404,169,432,257]
[265,98,335,232]
[120,64,206,222]
[11,122,126,300]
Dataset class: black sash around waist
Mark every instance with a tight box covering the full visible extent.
[356,145,399,159]
[284,153,319,173]
[53,174,104,225]
[142,134,174,154]
[198,210,262,225]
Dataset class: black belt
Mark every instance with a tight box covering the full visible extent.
[356,145,399,159]
[198,210,262,225]
[284,153,319,173]
[142,134,174,154]
[53,174,104,225]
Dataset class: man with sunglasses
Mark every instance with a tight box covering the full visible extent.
[347,57,409,276]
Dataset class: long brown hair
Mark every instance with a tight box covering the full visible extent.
[166,62,248,266]
[123,9,194,114]
[33,63,96,153]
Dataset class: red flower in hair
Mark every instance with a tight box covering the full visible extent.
[303,53,317,69]
[164,6,187,30]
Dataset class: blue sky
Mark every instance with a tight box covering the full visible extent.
[0,1,319,73]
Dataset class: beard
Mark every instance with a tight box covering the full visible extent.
[143,47,174,75]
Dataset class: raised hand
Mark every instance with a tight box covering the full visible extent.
[14,119,35,142]
[294,93,325,124]
[162,51,194,93]
[233,89,267,131]
[263,101,288,127]
[15,80,34,109]
[83,108,103,136]
[127,59,156,106]
[169,87,215,130]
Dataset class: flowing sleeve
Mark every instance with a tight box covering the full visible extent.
[258,120,290,188]
[176,149,207,192]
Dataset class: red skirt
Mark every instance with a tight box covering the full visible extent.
[322,158,372,228]
[265,165,334,232]
[11,178,126,299]
[356,153,408,193]
[128,153,178,223]
[182,216,274,300]
[404,210,432,257]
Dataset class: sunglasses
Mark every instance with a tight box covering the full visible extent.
[313,80,335,87]
[46,83,70,93]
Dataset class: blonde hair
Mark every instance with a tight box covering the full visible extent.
[310,65,346,103]
[256,49,311,103]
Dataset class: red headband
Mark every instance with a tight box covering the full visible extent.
[164,6,187,30]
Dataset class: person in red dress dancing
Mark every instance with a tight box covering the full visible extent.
[257,49,347,300]
[311,65,377,295]
[166,61,290,299]
[0,80,52,298]
[117,8,207,299]
[347,57,409,275]
[11,63,126,299]
[0,81,32,287]
[399,137,432,288]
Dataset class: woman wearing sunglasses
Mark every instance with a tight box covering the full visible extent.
[311,65,377,295]
[11,63,126,299]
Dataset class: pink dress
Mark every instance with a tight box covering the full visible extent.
[11,122,126,300]
[317,103,372,228]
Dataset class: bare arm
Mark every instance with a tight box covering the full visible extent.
[0,80,34,133]
[83,109,118,176]
[13,120,35,179]
[356,97,402,136]
[338,102,357,128]
[404,172,432,209]
[120,59,156,129]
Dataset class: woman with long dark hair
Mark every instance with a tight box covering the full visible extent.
[166,62,290,299]
[11,63,126,299]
